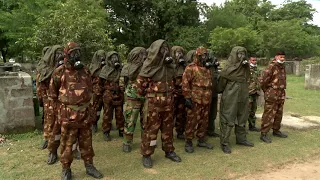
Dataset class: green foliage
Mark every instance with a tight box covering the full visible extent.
[32,0,114,63]
[258,20,320,58]
[209,26,261,57]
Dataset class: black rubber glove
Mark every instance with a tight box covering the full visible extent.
[185,98,193,109]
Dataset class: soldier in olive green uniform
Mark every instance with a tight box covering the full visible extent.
[247,56,261,132]
[207,49,220,137]
[218,46,254,154]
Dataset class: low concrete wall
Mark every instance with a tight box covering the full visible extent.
[0,72,35,134]
[305,64,320,90]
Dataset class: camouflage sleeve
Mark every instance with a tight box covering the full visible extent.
[260,64,273,91]
[92,76,101,96]
[182,66,193,99]
[119,76,126,92]
[136,75,149,97]
[36,73,47,103]
[48,67,63,100]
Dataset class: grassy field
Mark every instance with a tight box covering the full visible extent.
[1,75,320,180]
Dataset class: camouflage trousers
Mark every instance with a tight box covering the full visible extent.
[102,92,125,133]
[248,94,258,128]
[141,96,175,156]
[92,95,103,124]
[207,96,218,134]
[43,98,56,141]
[185,102,209,141]
[174,95,186,135]
[260,100,284,133]
[123,98,143,144]
[59,104,94,168]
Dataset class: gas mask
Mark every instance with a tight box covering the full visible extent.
[55,50,64,67]
[237,51,248,65]
[111,54,121,69]
[99,55,106,67]
[139,51,148,64]
[176,51,185,65]
[69,49,83,70]
[164,56,173,64]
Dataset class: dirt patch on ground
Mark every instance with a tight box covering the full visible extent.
[238,159,320,180]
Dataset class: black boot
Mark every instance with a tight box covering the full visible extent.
[103,132,111,141]
[260,133,272,143]
[142,155,153,168]
[221,145,232,154]
[273,131,288,138]
[177,134,185,140]
[249,126,260,132]
[73,149,81,160]
[122,144,131,153]
[165,152,181,162]
[185,140,194,153]
[47,151,58,165]
[119,130,124,137]
[92,123,98,133]
[61,168,72,180]
[41,140,48,150]
[207,131,220,137]
[85,163,103,179]
[236,140,254,147]
[197,139,214,149]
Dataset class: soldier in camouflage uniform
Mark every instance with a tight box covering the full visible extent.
[36,45,64,155]
[247,56,261,132]
[182,46,214,153]
[49,42,103,180]
[207,49,221,138]
[172,46,187,140]
[99,51,125,141]
[89,50,107,133]
[218,46,254,154]
[120,47,147,152]
[137,39,181,168]
[260,51,288,143]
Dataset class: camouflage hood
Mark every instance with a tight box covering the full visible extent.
[89,50,106,76]
[171,46,186,77]
[121,47,145,81]
[37,45,63,82]
[220,46,250,82]
[139,39,175,82]
[99,51,121,81]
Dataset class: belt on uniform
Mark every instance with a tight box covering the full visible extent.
[147,92,172,97]
[193,86,211,91]
[67,101,90,111]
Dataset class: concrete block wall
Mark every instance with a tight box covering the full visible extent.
[0,72,35,134]
[305,64,320,90]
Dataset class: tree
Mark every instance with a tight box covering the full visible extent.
[208,26,261,57]
[104,0,201,49]
[32,0,114,63]
[258,20,319,58]
[268,0,316,23]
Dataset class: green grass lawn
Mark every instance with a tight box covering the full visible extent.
[1,75,320,180]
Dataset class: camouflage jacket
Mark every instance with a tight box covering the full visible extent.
[260,61,286,102]
[173,76,183,97]
[248,66,261,95]
[36,72,50,103]
[92,76,102,96]
[122,78,144,100]
[182,63,212,105]
[136,75,174,98]
[49,64,93,105]
[99,78,124,95]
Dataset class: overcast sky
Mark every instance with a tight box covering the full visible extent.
[199,0,320,26]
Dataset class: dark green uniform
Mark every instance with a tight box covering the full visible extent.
[218,46,254,154]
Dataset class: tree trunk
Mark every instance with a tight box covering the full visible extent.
[1,49,7,63]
